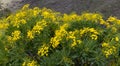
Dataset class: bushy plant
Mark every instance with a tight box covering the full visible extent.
[0,4,120,66]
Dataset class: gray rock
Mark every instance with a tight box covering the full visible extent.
[1,0,120,18]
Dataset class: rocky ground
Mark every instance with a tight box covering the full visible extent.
[0,0,120,18]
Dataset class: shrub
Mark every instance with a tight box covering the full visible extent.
[0,4,120,66]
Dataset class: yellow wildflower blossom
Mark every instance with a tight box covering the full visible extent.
[7,36,13,42]
[41,11,50,18]
[81,13,102,22]
[27,30,34,39]
[103,46,116,58]
[115,37,119,42]
[12,30,21,41]
[0,23,9,29]
[37,45,49,57]
[80,27,99,40]
[20,19,27,24]
[63,13,80,22]
[67,31,81,47]
[71,39,77,47]
[102,42,117,58]
[32,25,43,34]
[7,30,21,42]
[51,37,61,48]
[90,34,98,40]
[16,12,26,18]
[51,24,68,48]
[22,60,38,66]
[107,16,117,22]
[32,21,47,34]
[102,42,109,47]
[33,7,41,16]
[111,27,117,33]
[77,40,82,44]
[22,4,30,10]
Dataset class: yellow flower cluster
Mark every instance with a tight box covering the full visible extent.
[99,19,110,28]
[63,13,81,22]
[81,13,102,22]
[37,44,49,57]
[50,24,68,48]
[0,21,9,37]
[0,22,9,30]
[27,30,34,39]
[111,27,117,33]
[41,8,58,22]
[22,4,30,10]
[7,30,21,42]
[102,42,116,58]
[115,37,119,42]
[68,31,77,47]
[67,31,82,47]
[7,12,27,28]
[32,20,47,34]
[107,16,120,24]
[22,60,38,66]
[80,27,99,40]
[6,4,42,28]
[27,20,47,39]
[33,7,41,16]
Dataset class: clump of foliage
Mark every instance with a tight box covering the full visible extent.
[0,4,120,66]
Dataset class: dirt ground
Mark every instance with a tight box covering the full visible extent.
[1,0,120,18]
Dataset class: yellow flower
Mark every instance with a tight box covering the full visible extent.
[32,25,43,34]
[102,42,109,47]
[27,30,34,39]
[63,13,80,22]
[0,23,9,30]
[37,45,49,57]
[71,39,77,47]
[22,60,38,66]
[80,27,99,40]
[33,7,41,16]
[81,13,102,22]
[22,4,30,10]
[90,34,98,40]
[7,30,21,43]
[102,42,117,58]
[100,19,106,25]
[22,62,26,66]
[103,46,116,58]
[77,40,82,44]
[115,37,119,42]
[50,37,60,48]
[41,11,50,18]
[7,36,13,42]
[89,28,99,34]
[112,27,117,33]
[51,24,68,48]
[107,16,117,22]
[20,19,27,24]
[32,20,47,34]
[16,12,26,18]
[27,60,37,66]
[12,30,21,41]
